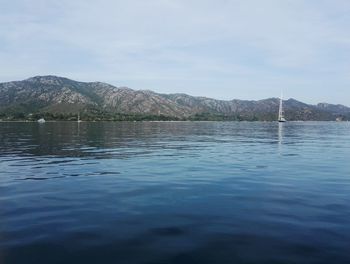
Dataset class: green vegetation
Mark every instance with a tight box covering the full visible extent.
[0,111,183,122]
[0,111,267,122]
[2,107,349,122]
[187,113,259,121]
[0,110,284,121]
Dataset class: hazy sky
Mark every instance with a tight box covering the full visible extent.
[1,0,350,105]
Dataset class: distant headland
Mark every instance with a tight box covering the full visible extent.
[0,76,349,121]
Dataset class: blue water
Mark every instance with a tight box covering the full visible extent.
[0,121,350,264]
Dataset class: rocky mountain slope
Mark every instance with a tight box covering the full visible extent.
[0,75,349,121]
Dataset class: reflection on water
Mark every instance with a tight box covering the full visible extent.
[278,122,283,154]
[278,122,283,143]
[1,121,350,264]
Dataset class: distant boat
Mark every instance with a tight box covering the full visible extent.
[278,93,286,122]
[37,118,46,123]
[336,117,343,122]
[77,113,82,123]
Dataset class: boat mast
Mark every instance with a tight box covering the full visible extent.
[278,93,283,120]
[278,92,286,122]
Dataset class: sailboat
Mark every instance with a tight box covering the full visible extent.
[77,113,82,123]
[278,93,286,122]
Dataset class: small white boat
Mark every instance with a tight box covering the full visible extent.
[37,118,46,123]
[77,113,82,123]
[278,93,286,122]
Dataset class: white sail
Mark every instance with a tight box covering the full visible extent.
[278,93,286,122]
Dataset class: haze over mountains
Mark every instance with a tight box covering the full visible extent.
[0,76,349,121]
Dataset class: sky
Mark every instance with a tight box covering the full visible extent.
[1,0,350,105]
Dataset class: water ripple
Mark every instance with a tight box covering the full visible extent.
[1,122,350,263]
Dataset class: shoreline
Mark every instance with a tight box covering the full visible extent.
[0,120,348,123]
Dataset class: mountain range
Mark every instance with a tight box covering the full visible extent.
[0,75,349,121]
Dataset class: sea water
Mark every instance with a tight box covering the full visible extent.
[0,121,350,263]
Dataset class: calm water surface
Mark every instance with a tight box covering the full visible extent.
[0,121,350,264]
